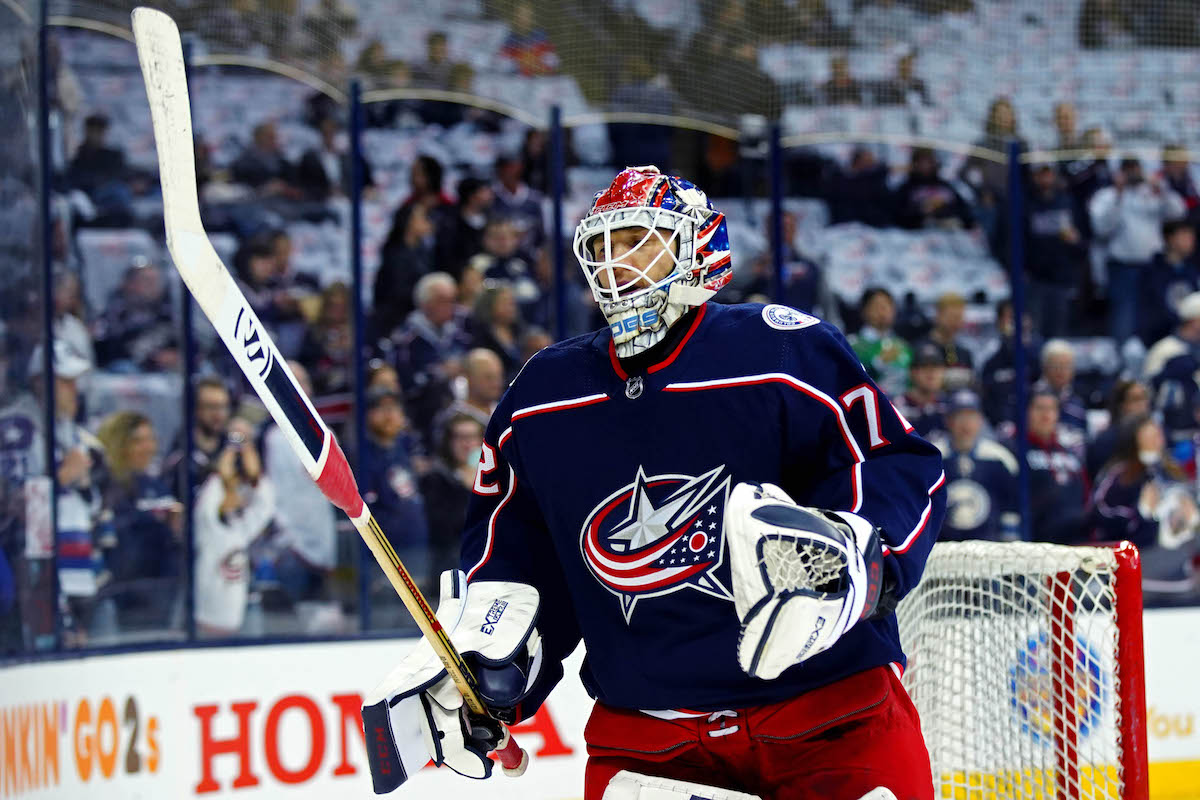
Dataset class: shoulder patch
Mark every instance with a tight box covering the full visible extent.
[761,304,820,331]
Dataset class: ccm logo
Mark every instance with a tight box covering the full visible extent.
[233,307,274,379]
[480,599,509,634]
[610,309,659,337]
[796,615,826,660]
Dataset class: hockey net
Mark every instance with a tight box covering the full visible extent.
[896,541,1148,800]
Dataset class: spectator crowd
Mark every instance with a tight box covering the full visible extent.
[2,0,1200,654]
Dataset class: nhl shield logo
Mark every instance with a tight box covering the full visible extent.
[579,465,733,622]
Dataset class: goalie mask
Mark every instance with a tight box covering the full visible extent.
[573,166,732,358]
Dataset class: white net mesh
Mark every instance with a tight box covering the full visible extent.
[759,535,846,595]
[897,541,1137,800]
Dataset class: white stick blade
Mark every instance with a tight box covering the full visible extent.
[132,8,204,240]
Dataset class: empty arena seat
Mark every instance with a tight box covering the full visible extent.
[76,228,164,313]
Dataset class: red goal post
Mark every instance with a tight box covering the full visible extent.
[896,541,1148,800]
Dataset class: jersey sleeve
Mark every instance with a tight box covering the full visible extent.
[458,389,582,721]
[781,324,947,602]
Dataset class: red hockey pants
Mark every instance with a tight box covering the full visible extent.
[582,666,933,800]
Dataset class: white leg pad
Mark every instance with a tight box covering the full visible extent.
[602,770,762,800]
[856,790,898,800]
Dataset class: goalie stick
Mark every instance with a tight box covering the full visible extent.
[130,6,528,777]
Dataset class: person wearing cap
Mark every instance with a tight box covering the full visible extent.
[936,390,1021,542]
[895,341,949,438]
[1140,219,1199,346]
[358,384,431,599]
[28,340,108,645]
[1017,388,1089,545]
[918,292,976,392]
[849,287,912,399]
[1143,291,1200,450]
[1088,156,1188,343]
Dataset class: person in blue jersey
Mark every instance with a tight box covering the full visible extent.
[935,390,1021,542]
[1140,219,1198,346]
[358,385,430,594]
[361,167,947,800]
[96,411,182,629]
[1089,414,1200,606]
[1031,339,1088,439]
[895,340,949,438]
[1018,388,1090,545]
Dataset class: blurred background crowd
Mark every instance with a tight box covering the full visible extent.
[2,0,1199,654]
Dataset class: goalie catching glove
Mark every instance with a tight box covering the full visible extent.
[360,570,542,793]
[726,482,887,680]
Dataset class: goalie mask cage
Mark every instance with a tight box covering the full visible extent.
[896,541,1148,800]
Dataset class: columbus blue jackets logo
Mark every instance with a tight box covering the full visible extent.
[580,466,733,622]
[946,477,991,531]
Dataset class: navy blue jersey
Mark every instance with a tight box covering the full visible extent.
[936,438,1021,541]
[359,435,429,551]
[896,391,947,439]
[461,302,946,713]
[1018,433,1090,545]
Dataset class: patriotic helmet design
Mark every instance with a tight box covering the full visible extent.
[573,166,732,357]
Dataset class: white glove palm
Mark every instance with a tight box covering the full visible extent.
[726,482,885,680]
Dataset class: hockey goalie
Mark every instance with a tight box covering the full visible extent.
[361,166,947,800]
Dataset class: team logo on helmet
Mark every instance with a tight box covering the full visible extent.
[579,465,733,623]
